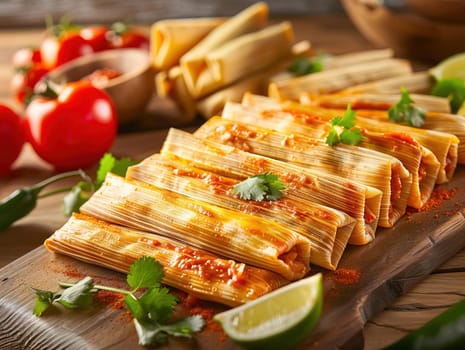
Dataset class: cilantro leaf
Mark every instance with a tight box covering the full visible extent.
[134,319,169,346]
[57,276,95,309]
[288,55,324,76]
[32,288,61,316]
[388,86,426,127]
[127,256,164,291]
[325,104,362,146]
[96,153,138,189]
[431,78,465,113]
[159,315,206,338]
[139,287,178,323]
[233,173,286,201]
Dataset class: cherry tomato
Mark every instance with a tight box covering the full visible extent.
[0,105,25,176]
[40,32,94,69]
[24,82,117,171]
[108,22,149,51]
[11,64,49,105]
[80,25,112,52]
[12,47,42,68]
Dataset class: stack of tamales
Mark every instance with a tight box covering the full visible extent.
[44,3,465,308]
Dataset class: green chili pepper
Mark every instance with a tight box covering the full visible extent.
[384,298,465,350]
[0,169,88,231]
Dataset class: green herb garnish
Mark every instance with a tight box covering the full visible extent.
[32,256,205,347]
[288,55,326,76]
[233,173,286,201]
[431,78,465,113]
[388,86,426,127]
[325,104,362,146]
[63,153,139,216]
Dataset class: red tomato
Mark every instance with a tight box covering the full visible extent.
[40,32,94,69]
[11,64,49,105]
[12,47,42,68]
[24,82,117,171]
[0,105,25,176]
[108,23,149,51]
[80,25,112,52]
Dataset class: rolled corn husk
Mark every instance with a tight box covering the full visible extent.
[196,40,311,118]
[268,58,412,101]
[161,128,383,245]
[150,17,226,71]
[339,71,435,95]
[301,92,451,113]
[355,109,465,165]
[231,95,442,208]
[155,66,197,120]
[45,213,289,307]
[182,21,294,98]
[80,173,311,281]
[239,94,458,185]
[180,2,269,97]
[195,117,411,228]
[127,154,355,270]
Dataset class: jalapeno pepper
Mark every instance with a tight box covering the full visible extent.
[0,169,88,231]
[384,298,465,350]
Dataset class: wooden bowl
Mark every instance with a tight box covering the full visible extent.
[42,49,155,125]
[341,0,465,63]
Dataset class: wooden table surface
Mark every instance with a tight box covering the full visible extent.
[1,15,464,350]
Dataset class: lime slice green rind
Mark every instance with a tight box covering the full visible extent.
[214,273,323,350]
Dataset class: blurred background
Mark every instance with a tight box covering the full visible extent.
[0,0,344,27]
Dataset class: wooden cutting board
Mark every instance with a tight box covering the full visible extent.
[2,163,465,349]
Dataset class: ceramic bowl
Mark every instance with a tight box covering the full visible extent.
[341,0,465,63]
[41,48,155,125]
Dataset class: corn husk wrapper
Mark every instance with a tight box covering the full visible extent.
[127,154,355,270]
[151,17,226,71]
[80,173,311,281]
[268,58,412,101]
[195,116,411,228]
[161,128,383,245]
[45,213,289,307]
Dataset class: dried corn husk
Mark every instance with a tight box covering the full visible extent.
[45,213,289,307]
[195,117,411,228]
[151,17,225,71]
[80,173,311,281]
[127,154,355,270]
[268,58,412,101]
[180,2,269,97]
[161,128,383,245]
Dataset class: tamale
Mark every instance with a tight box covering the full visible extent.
[238,95,458,185]
[80,173,311,281]
[339,71,434,95]
[180,2,268,96]
[182,21,294,98]
[355,109,465,165]
[228,97,441,209]
[45,213,289,307]
[268,58,412,101]
[195,117,412,228]
[151,17,225,71]
[127,154,356,270]
[161,128,383,245]
[301,92,450,113]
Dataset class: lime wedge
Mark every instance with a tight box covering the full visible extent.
[214,273,323,350]
[430,52,465,81]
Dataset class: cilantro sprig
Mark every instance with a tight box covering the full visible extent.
[63,153,138,216]
[388,86,426,127]
[32,256,205,347]
[233,173,286,201]
[325,104,362,146]
[288,54,327,76]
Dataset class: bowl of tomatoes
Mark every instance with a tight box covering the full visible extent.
[38,48,155,125]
